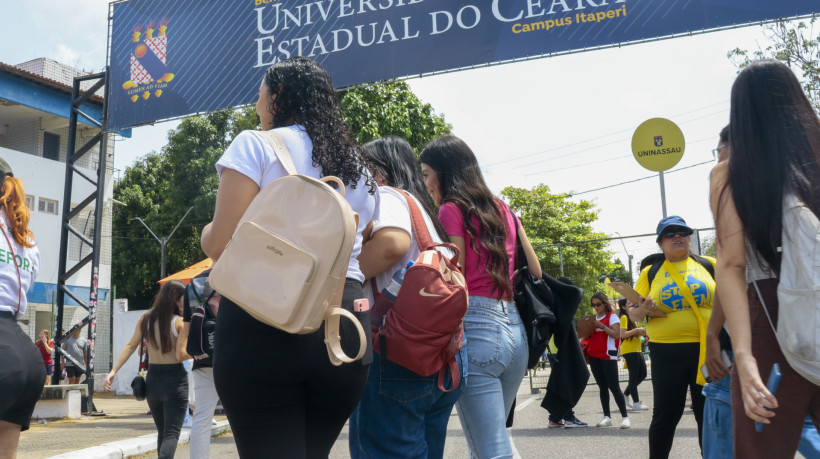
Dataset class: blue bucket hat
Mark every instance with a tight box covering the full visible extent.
[656,215,693,241]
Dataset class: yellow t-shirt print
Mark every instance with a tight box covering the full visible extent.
[635,256,716,344]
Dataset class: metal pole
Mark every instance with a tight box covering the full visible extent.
[558,244,565,277]
[659,171,668,218]
[160,238,167,279]
[132,206,193,279]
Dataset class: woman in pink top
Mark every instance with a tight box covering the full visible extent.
[420,136,541,459]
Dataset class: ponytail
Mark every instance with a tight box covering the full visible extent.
[0,176,34,248]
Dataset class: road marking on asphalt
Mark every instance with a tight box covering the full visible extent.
[515,396,537,412]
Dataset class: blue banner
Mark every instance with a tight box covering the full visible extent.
[107,0,819,131]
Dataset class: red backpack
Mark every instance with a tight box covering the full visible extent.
[372,189,469,392]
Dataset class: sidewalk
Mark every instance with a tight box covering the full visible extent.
[17,391,230,459]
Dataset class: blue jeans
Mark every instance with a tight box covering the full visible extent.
[798,416,820,458]
[349,348,465,459]
[702,374,733,459]
[456,296,528,459]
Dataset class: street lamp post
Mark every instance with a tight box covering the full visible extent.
[132,206,195,279]
[613,231,634,284]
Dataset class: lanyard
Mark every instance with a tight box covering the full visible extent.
[0,223,22,316]
[663,259,709,386]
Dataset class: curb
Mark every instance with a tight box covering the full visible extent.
[46,420,232,458]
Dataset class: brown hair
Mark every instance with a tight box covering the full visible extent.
[0,176,34,247]
[140,280,186,354]
[40,329,50,340]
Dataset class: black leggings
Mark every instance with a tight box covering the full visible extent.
[213,279,371,458]
[622,351,647,403]
[589,357,627,417]
[145,363,188,459]
[647,342,704,459]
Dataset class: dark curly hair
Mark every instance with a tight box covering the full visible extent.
[262,57,375,192]
[420,136,513,298]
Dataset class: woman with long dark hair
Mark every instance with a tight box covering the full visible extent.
[0,162,42,456]
[586,293,630,428]
[350,136,463,458]
[419,135,541,458]
[104,280,189,458]
[201,56,377,457]
[711,58,820,458]
[618,298,648,411]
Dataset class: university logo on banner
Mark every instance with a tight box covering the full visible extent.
[121,20,175,103]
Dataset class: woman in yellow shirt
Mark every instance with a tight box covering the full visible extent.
[618,298,648,411]
[630,216,715,459]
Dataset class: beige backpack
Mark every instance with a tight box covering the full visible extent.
[209,130,367,365]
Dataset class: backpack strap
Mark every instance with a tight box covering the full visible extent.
[647,253,714,286]
[392,188,435,251]
[258,130,298,176]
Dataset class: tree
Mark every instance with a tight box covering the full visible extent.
[502,185,614,317]
[114,83,450,308]
[605,258,633,286]
[729,18,820,112]
[340,81,452,152]
[113,109,259,309]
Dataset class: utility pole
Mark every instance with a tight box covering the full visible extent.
[132,206,195,279]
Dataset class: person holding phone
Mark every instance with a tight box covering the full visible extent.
[630,215,716,458]
[711,59,820,458]
[587,293,630,429]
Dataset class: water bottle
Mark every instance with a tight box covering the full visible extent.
[382,261,414,302]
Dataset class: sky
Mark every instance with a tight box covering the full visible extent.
[0,1,789,266]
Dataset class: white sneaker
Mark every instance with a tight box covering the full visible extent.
[632,402,649,411]
[623,394,633,409]
[620,417,631,429]
[597,416,612,427]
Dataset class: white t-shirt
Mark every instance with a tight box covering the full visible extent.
[0,210,40,318]
[596,312,620,360]
[216,126,378,283]
[365,187,450,303]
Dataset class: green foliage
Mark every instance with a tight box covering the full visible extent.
[729,18,820,112]
[502,184,614,317]
[340,81,452,152]
[605,258,633,286]
[700,234,717,258]
[113,108,258,309]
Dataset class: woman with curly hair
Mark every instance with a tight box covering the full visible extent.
[201,57,378,457]
[0,159,42,456]
[419,136,541,458]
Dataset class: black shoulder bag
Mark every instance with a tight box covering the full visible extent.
[130,338,148,401]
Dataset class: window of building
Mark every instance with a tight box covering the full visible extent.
[38,198,58,215]
[43,132,60,161]
[25,195,34,210]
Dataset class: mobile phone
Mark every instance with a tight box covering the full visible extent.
[353,298,370,312]
[721,350,733,370]
[755,363,782,433]
[700,364,712,383]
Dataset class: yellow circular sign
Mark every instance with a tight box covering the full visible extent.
[631,118,685,172]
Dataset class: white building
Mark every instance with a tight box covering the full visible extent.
[0,58,125,372]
